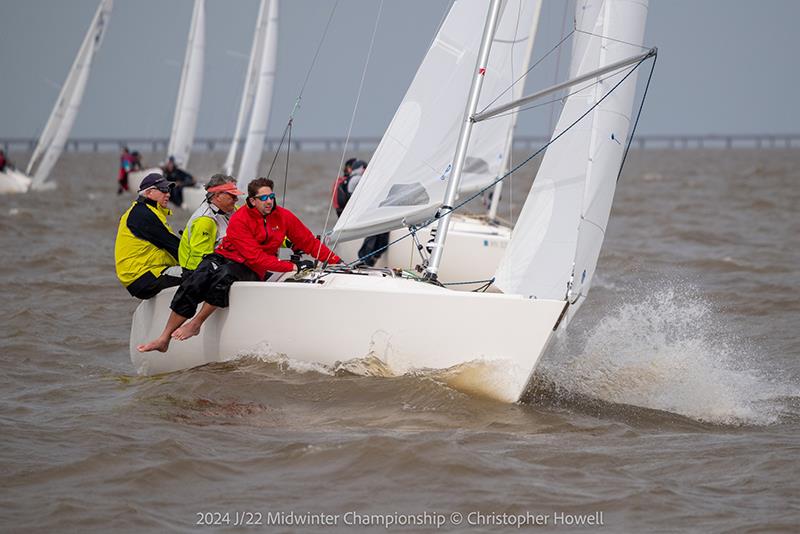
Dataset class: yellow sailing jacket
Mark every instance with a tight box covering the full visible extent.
[114,199,180,287]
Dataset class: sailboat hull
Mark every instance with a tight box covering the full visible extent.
[130,271,564,402]
[334,215,511,292]
[0,169,32,194]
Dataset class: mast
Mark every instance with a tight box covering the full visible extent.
[424,0,503,279]
[488,0,543,221]
[224,0,268,176]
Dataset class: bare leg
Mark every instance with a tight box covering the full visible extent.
[137,311,189,352]
[172,303,219,341]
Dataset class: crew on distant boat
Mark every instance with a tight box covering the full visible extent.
[115,173,182,299]
[161,156,196,208]
[117,146,135,194]
[332,157,357,217]
[131,151,143,172]
[178,174,244,274]
[137,177,342,353]
[346,160,389,266]
[0,149,12,172]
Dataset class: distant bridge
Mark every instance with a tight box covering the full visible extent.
[3,134,800,154]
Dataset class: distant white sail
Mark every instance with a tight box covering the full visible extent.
[331,0,542,243]
[28,0,112,189]
[224,0,269,176]
[167,0,205,168]
[237,0,278,190]
[494,0,649,324]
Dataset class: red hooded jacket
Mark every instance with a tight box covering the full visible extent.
[215,204,340,279]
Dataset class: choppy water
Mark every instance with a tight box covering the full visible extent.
[1,149,798,532]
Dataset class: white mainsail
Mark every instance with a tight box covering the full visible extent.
[167,0,205,168]
[331,0,542,243]
[224,0,269,177]
[27,0,112,190]
[236,0,278,190]
[494,0,649,324]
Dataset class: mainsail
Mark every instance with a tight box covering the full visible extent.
[167,0,205,168]
[494,0,649,324]
[27,0,112,189]
[331,0,542,243]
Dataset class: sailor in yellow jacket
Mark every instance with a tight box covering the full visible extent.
[178,174,244,273]
[115,173,182,299]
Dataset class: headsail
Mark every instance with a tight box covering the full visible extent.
[236,0,278,190]
[28,0,112,189]
[331,0,542,243]
[167,0,205,168]
[494,0,649,325]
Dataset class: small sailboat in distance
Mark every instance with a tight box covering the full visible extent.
[223,0,279,191]
[0,0,112,194]
[128,0,206,209]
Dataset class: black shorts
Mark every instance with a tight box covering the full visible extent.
[126,270,182,300]
[170,254,260,318]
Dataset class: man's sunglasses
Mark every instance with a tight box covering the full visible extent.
[254,193,276,202]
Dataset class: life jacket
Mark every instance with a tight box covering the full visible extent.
[115,201,178,286]
[333,174,351,211]
[178,201,233,270]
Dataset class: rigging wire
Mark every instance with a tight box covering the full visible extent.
[262,2,341,204]
[321,51,657,277]
[617,50,657,182]
[478,30,575,115]
[319,0,385,259]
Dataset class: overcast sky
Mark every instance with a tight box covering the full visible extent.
[1,0,798,141]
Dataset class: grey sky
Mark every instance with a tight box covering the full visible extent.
[1,0,798,141]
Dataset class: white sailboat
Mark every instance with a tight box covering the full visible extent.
[334,0,543,290]
[224,0,279,192]
[128,0,206,209]
[0,0,112,194]
[130,0,653,404]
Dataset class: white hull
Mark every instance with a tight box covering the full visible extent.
[334,214,510,291]
[130,271,565,402]
[0,169,32,194]
[128,167,205,211]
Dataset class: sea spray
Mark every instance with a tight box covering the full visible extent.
[537,284,789,425]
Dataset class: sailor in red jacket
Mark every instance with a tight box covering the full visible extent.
[138,177,341,353]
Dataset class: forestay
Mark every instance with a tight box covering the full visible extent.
[167,0,205,168]
[494,0,649,325]
[28,0,113,190]
[331,0,542,243]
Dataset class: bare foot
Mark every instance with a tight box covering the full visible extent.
[172,320,202,341]
[137,337,170,353]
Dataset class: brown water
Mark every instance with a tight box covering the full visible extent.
[1,150,798,532]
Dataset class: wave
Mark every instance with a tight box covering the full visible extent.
[534,284,797,426]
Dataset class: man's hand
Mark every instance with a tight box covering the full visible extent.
[292,259,315,273]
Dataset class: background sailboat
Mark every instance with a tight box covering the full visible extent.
[223,0,279,192]
[0,0,112,194]
[128,0,205,209]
